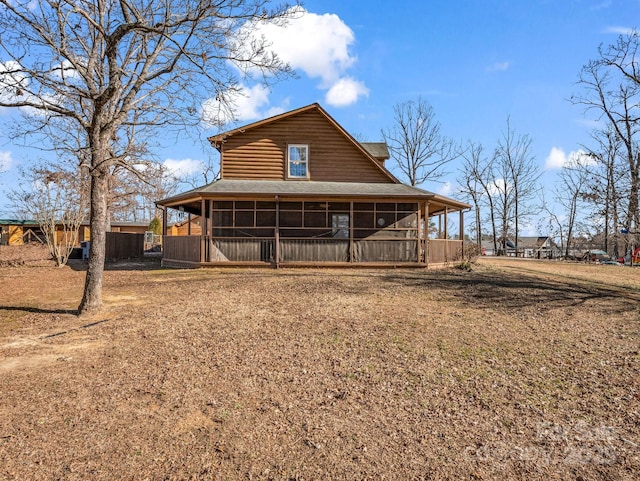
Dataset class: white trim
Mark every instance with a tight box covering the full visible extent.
[287,144,309,179]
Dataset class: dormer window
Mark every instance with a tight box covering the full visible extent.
[288,144,308,179]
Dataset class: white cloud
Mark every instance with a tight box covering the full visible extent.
[0,151,14,172]
[234,7,368,109]
[248,7,356,85]
[486,61,510,72]
[0,61,66,116]
[231,84,271,121]
[590,1,611,11]
[437,181,453,196]
[544,147,567,170]
[325,77,369,107]
[264,105,286,118]
[163,158,204,178]
[487,177,509,196]
[544,147,595,170]
[52,59,81,80]
[201,84,275,127]
[0,61,28,103]
[589,0,611,12]
[603,26,637,35]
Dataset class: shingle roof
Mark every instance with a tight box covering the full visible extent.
[0,219,39,225]
[157,179,470,210]
[360,142,390,161]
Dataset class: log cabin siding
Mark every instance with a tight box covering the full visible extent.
[221,109,391,183]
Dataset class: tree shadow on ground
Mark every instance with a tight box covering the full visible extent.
[0,306,78,315]
[383,268,640,315]
[66,258,162,272]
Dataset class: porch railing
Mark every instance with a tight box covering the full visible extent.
[429,239,463,263]
[209,238,274,262]
[280,238,349,262]
[163,235,463,265]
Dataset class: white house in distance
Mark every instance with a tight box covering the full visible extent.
[481,236,559,258]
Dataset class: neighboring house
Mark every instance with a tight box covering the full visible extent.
[0,219,149,246]
[480,236,559,258]
[0,220,43,245]
[517,236,560,259]
[77,221,149,243]
[167,216,203,237]
[480,239,496,256]
[156,103,470,267]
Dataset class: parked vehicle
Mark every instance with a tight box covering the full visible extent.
[582,250,614,264]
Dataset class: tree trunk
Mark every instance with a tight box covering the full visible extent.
[78,168,109,314]
[475,203,481,247]
[514,187,519,257]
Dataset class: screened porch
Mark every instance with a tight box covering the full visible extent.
[160,198,465,267]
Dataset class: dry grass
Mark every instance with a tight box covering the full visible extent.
[0,253,639,480]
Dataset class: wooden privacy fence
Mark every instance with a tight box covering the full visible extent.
[105,232,144,260]
[163,235,201,263]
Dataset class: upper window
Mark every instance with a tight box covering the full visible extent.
[288,144,308,179]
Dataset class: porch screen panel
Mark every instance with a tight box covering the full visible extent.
[212,239,274,262]
[353,240,418,262]
[280,239,349,262]
[351,202,419,262]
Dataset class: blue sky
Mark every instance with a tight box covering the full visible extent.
[1,0,639,227]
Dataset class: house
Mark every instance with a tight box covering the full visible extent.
[156,103,470,267]
[0,219,149,246]
[480,236,559,258]
[517,236,559,259]
[167,216,203,237]
[0,219,41,245]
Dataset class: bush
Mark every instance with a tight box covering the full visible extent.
[451,243,481,271]
[148,217,162,235]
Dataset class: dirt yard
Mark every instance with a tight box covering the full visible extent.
[0,252,639,480]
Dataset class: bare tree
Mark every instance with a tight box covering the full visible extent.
[8,164,88,266]
[0,1,296,313]
[493,118,538,255]
[382,97,457,186]
[180,154,220,190]
[579,128,626,257]
[490,146,513,255]
[457,141,488,247]
[107,160,179,222]
[572,32,640,253]
[554,158,590,258]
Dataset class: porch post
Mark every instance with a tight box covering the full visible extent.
[425,201,430,266]
[162,207,167,236]
[349,201,354,263]
[209,200,213,238]
[200,198,205,263]
[274,195,280,268]
[459,209,464,257]
[209,199,213,262]
[417,202,422,265]
[444,207,448,240]
[187,213,191,236]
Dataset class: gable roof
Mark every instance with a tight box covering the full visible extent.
[517,236,552,248]
[481,236,556,251]
[208,103,398,183]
